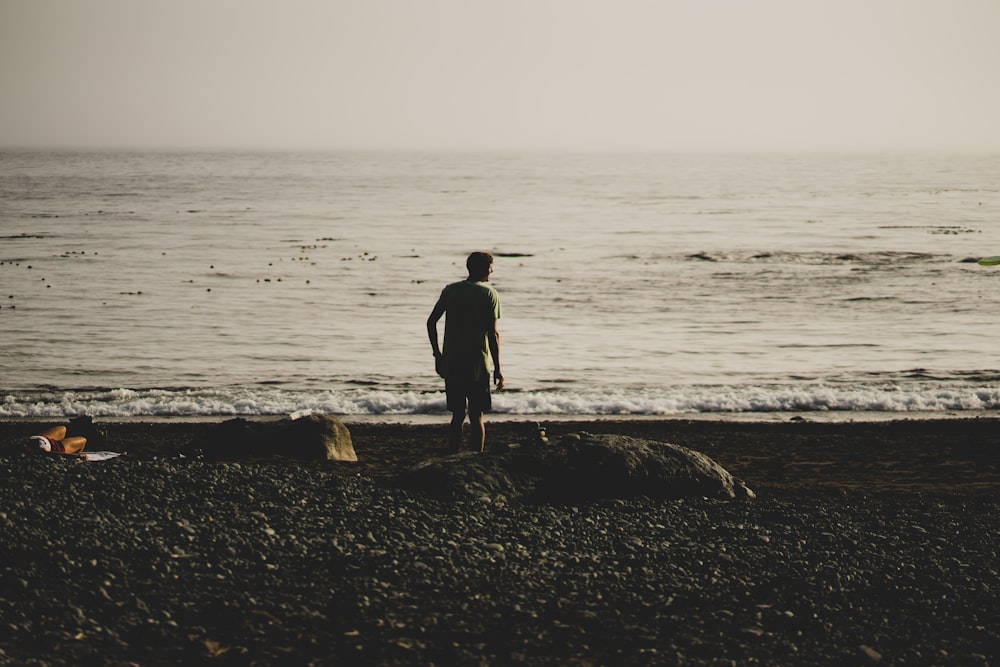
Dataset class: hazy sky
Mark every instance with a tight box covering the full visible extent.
[2,0,998,152]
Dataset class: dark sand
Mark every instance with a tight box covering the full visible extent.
[1,417,998,665]
[7,416,997,492]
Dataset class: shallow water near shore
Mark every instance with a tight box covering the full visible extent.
[3,151,1000,418]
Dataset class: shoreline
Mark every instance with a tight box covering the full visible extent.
[3,409,997,425]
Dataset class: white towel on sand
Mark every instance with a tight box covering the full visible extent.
[80,451,125,462]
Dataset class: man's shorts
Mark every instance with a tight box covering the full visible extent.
[445,373,492,414]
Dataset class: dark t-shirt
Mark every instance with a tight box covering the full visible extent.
[435,279,501,381]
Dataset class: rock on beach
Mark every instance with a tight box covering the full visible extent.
[395,432,756,502]
[186,413,356,462]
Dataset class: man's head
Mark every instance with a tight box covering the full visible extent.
[466,251,494,281]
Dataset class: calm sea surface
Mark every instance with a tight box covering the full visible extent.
[2,151,1000,418]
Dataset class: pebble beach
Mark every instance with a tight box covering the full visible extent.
[1,417,998,666]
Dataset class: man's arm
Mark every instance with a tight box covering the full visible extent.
[487,318,504,390]
[427,302,446,377]
[427,303,445,356]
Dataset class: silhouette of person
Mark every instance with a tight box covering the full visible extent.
[427,251,504,452]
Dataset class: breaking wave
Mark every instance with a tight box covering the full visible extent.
[3,384,999,418]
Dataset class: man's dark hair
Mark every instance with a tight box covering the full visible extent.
[467,251,494,277]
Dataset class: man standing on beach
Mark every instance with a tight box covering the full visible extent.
[427,251,504,453]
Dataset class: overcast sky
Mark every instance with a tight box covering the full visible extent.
[2,0,998,152]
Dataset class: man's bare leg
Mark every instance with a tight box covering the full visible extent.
[449,411,466,452]
[61,437,87,454]
[39,425,67,441]
[470,410,485,453]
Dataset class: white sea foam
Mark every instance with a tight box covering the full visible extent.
[2,385,998,418]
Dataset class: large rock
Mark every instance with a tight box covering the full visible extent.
[189,414,356,462]
[396,432,754,502]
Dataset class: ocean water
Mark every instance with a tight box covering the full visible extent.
[2,151,1000,418]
